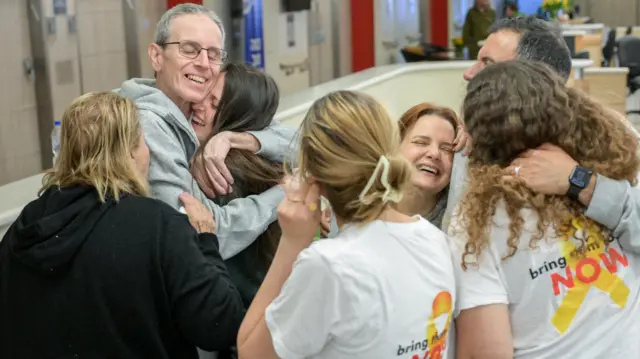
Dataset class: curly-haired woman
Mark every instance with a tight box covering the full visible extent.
[451,60,640,359]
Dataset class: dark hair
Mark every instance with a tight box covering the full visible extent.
[458,60,639,268]
[506,2,518,12]
[489,16,572,81]
[197,62,283,267]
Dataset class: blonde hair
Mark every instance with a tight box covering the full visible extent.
[296,90,412,223]
[41,92,150,202]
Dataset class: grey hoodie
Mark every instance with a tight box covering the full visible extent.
[442,123,640,255]
[116,78,296,259]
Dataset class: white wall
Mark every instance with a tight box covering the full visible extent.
[263,0,310,96]
[276,62,470,129]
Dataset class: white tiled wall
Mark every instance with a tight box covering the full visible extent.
[131,0,166,78]
[0,0,42,185]
[0,0,166,186]
[77,0,128,92]
[263,0,311,96]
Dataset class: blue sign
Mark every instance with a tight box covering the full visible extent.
[53,0,67,15]
[244,0,265,70]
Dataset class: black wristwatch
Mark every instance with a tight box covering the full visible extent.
[567,165,593,201]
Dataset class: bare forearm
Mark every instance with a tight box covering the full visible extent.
[578,174,597,207]
[229,132,261,153]
[237,239,301,352]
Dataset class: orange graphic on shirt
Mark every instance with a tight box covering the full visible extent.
[550,218,630,334]
[425,291,453,359]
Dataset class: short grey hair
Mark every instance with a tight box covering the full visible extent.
[154,3,225,47]
[489,16,572,81]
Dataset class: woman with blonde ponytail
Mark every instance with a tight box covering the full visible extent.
[237,90,456,359]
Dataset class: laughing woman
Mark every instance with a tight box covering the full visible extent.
[236,91,456,359]
[396,103,459,229]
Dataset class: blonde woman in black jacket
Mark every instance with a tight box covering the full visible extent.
[0,92,244,359]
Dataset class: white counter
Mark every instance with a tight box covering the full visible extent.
[561,23,605,33]
[0,59,597,238]
[562,30,587,37]
[0,174,44,236]
[572,59,594,80]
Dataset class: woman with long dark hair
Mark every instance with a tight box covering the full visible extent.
[191,63,284,308]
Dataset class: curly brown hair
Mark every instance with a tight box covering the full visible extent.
[457,60,639,269]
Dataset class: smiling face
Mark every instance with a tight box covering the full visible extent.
[400,114,456,194]
[192,73,225,143]
[149,13,223,105]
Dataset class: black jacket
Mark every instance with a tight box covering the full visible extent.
[0,186,244,359]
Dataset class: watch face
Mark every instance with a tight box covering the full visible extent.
[570,167,590,188]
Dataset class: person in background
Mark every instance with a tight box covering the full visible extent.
[504,2,523,18]
[450,15,640,256]
[116,4,295,261]
[0,92,244,359]
[236,90,456,359]
[191,62,284,309]
[396,103,458,229]
[451,59,640,359]
[463,0,496,60]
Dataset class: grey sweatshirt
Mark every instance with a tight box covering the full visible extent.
[116,78,296,259]
[443,124,640,255]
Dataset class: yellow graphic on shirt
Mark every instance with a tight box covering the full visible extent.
[424,291,453,359]
[550,218,630,334]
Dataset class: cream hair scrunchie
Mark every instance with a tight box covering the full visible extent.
[358,155,403,205]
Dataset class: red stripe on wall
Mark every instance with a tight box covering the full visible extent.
[351,0,375,72]
[430,0,449,47]
[167,0,202,10]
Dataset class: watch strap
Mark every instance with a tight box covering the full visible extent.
[567,183,582,201]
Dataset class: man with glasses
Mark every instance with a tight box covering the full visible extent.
[117,4,293,262]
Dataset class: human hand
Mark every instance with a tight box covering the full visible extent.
[453,122,472,156]
[277,174,321,249]
[503,143,578,196]
[179,192,216,234]
[192,131,234,198]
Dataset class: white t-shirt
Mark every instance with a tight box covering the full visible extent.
[265,217,456,359]
[450,202,640,359]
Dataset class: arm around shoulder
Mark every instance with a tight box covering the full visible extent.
[247,119,297,163]
[139,109,285,259]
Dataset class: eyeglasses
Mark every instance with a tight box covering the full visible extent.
[161,40,228,65]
